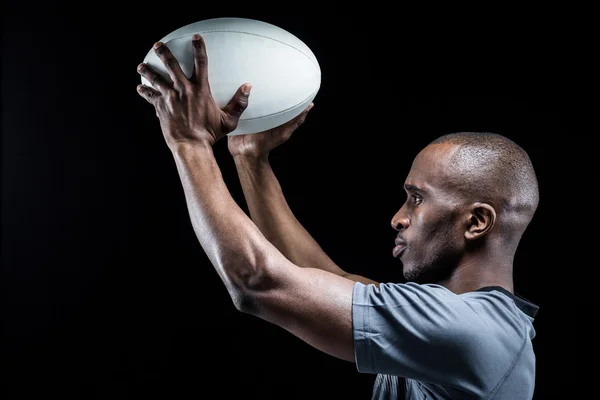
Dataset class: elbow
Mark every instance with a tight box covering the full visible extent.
[225,259,273,315]
[229,289,255,314]
[229,284,264,316]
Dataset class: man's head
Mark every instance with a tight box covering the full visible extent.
[391,132,539,284]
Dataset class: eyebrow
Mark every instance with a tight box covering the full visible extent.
[404,184,426,195]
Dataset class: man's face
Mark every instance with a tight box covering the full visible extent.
[391,144,466,283]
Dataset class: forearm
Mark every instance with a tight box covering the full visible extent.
[233,154,347,276]
[170,141,273,304]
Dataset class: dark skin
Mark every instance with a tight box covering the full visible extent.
[136,35,514,363]
[391,144,513,293]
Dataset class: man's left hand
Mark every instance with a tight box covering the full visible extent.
[136,34,252,148]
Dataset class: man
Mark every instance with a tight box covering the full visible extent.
[136,35,540,399]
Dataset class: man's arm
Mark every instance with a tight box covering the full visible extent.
[137,36,357,363]
[171,142,356,362]
[234,154,377,286]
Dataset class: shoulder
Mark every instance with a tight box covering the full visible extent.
[352,282,538,396]
[352,281,535,350]
[354,281,534,320]
[353,281,456,308]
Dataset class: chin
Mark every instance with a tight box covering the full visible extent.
[402,263,422,283]
[403,261,450,284]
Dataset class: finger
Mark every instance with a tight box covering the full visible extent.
[289,102,314,128]
[137,63,172,94]
[191,34,209,87]
[272,103,314,142]
[136,84,161,104]
[152,42,188,89]
[222,83,252,123]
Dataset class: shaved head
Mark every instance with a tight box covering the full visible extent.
[428,132,539,244]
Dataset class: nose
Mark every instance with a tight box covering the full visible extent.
[391,208,409,231]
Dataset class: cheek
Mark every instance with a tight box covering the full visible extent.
[433,214,464,249]
[415,210,458,245]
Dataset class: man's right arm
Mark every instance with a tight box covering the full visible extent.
[233,154,377,285]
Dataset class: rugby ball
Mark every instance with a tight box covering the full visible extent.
[141,17,321,135]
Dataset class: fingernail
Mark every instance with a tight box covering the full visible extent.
[153,42,163,49]
[242,83,252,95]
[192,34,201,41]
[307,102,314,111]
[137,63,144,72]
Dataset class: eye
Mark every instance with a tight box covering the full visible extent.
[411,194,423,205]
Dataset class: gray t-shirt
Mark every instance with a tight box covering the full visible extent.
[352,282,539,400]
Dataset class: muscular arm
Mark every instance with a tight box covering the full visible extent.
[171,142,356,362]
[233,154,377,286]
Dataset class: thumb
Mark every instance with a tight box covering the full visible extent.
[222,83,252,128]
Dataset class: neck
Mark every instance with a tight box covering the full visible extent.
[436,252,514,295]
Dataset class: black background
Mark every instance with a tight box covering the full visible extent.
[3,5,571,400]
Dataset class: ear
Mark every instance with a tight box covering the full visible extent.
[464,202,496,241]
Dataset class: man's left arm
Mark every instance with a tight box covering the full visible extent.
[136,36,357,363]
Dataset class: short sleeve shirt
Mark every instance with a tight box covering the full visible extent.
[352,282,539,399]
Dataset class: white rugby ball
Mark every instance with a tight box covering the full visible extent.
[141,17,321,135]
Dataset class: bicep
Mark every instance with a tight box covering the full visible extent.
[241,259,358,362]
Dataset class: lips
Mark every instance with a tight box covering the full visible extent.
[393,244,406,258]
[393,237,407,258]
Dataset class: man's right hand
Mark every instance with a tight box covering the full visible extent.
[227,103,314,159]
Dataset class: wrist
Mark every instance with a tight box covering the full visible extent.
[233,153,270,169]
[170,139,214,155]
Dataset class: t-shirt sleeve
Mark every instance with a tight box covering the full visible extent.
[352,281,525,392]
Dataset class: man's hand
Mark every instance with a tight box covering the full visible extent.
[136,34,252,148]
[227,103,314,159]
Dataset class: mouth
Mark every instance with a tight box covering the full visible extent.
[392,244,406,258]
